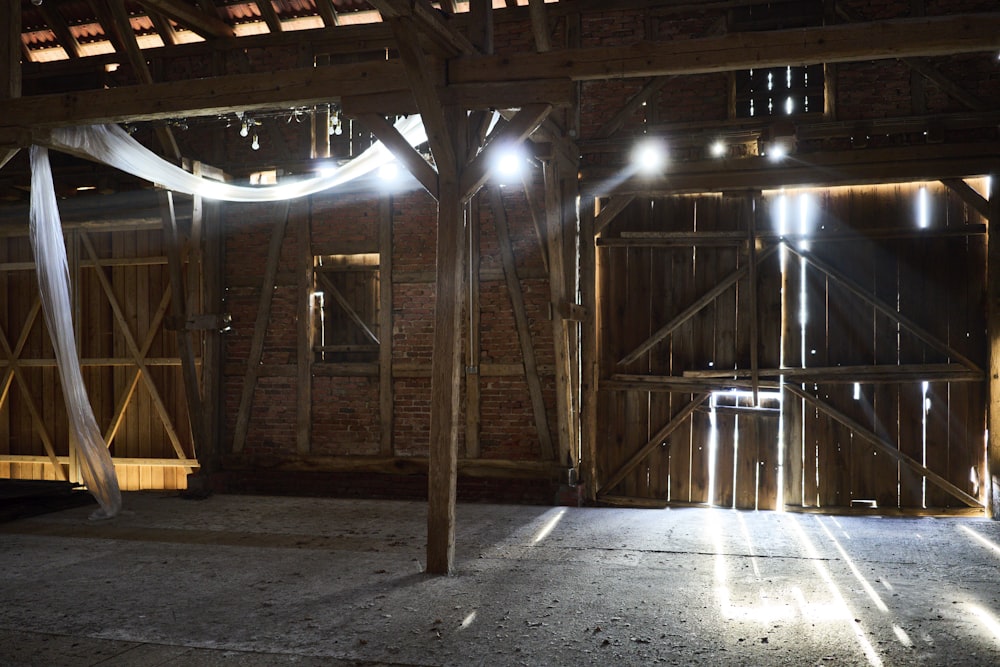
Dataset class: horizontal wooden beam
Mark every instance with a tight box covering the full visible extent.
[0,63,408,127]
[450,13,1000,83]
[589,141,1000,196]
[0,455,199,467]
[221,453,567,480]
[683,363,984,384]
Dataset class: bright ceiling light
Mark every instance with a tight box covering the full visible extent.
[710,140,727,158]
[494,146,527,182]
[767,142,789,162]
[632,138,667,174]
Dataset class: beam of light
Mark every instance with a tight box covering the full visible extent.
[917,186,929,229]
[737,512,762,578]
[789,517,884,667]
[707,395,719,504]
[959,525,1000,558]
[830,516,850,540]
[460,610,478,629]
[814,517,888,613]
[892,624,913,647]
[969,604,1000,644]
[709,510,795,623]
[531,508,567,544]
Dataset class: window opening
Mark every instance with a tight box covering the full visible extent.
[313,253,380,363]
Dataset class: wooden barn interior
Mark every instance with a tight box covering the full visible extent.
[3,0,1000,664]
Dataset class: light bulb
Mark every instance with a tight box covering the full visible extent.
[239,120,249,138]
[251,134,260,151]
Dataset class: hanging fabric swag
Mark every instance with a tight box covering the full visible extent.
[28,116,427,519]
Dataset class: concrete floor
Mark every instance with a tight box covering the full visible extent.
[1,493,1000,666]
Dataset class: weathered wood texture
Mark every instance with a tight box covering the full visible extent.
[596,181,987,511]
[0,225,198,490]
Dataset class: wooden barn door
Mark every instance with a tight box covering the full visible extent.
[0,219,201,490]
[593,181,987,513]
[595,194,783,508]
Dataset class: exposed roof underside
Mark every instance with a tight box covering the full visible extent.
[19,0,539,62]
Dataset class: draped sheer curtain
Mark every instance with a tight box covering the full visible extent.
[25,116,427,518]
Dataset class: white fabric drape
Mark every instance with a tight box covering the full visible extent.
[30,146,122,518]
[48,115,427,202]
[25,115,428,518]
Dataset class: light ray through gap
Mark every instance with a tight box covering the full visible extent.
[789,517,884,667]
[814,517,888,613]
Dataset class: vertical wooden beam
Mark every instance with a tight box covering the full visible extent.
[161,193,208,460]
[379,194,394,456]
[297,200,313,454]
[543,158,575,465]
[427,173,465,575]
[580,195,599,500]
[988,172,1000,518]
[465,197,481,459]
[2,0,21,100]
[468,0,493,55]
[528,0,551,52]
[748,195,759,404]
[197,173,224,474]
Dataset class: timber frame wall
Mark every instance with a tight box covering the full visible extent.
[2,1,1000,571]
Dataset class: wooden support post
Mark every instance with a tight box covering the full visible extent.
[427,174,465,575]
[580,195,599,500]
[465,198,481,459]
[543,159,575,466]
[297,201,313,455]
[988,171,1000,518]
[379,195,394,456]
[198,183,224,475]
[1,0,20,101]
[161,193,208,460]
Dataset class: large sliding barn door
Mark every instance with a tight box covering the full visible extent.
[595,182,987,512]
[0,222,200,490]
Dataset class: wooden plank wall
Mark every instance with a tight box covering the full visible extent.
[0,224,196,490]
[596,181,987,511]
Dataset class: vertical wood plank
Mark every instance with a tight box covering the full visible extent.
[465,198,481,459]
[1,0,20,101]
[379,194,394,457]
[580,196,599,500]
[297,200,314,455]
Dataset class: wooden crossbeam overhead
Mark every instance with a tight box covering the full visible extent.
[450,13,1000,83]
[146,9,179,47]
[594,141,1000,196]
[313,0,340,27]
[461,103,553,200]
[133,0,236,39]
[37,4,84,59]
[255,0,283,33]
[369,0,478,56]
[358,113,438,198]
[0,62,410,128]
[942,178,990,220]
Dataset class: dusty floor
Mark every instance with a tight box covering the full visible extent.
[1,493,1000,666]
